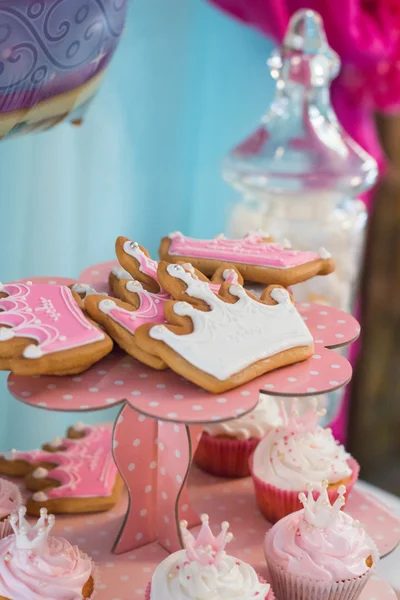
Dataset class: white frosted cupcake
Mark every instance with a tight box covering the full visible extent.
[264,483,378,600]
[194,396,282,478]
[146,514,274,600]
[249,400,359,522]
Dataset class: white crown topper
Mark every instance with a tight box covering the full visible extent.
[149,264,313,381]
[299,481,346,529]
[9,507,55,552]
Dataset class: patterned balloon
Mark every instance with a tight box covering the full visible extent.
[0,0,127,138]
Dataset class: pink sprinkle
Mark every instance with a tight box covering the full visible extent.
[289,449,292,452]
[176,565,180,570]
[187,576,191,580]
[236,562,240,565]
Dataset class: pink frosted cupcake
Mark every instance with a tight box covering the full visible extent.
[249,400,359,523]
[0,479,21,540]
[194,396,282,478]
[264,482,379,600]
[146,514,274,600]
[0,507,95,599]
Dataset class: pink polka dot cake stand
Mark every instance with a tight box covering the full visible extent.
[7,273,360,555]
[8,468,399,600]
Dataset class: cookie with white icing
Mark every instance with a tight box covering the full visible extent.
[0,423,123,516]
[85,241,243,369]
[0,282,113,376]
[159,231,335,286]
[135,262,314,393]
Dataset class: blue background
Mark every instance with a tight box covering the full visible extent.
[0,0,275,450]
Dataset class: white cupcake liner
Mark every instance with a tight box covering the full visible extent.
[267,561,375,600]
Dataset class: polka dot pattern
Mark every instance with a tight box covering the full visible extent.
[8,278,358,413]
[26,468,397,600]
[298,301,360,348]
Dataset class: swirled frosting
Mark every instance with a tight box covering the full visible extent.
[252,425,352,490]
[0,535,93,599]
[150,549,270,600]
[0,479,21,520]
[264,509,378,582]
[204,396,282,440]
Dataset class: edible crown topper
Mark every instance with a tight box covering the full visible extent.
[180,514,233,567]
[298,482,346,529]
[280,398,327,434]
[10,507,55,552]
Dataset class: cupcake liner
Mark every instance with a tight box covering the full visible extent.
[145,575,274,600]
[194,432,259,478]
[266,560,374,600]
[249,456,360,523]
[0,520,12,541]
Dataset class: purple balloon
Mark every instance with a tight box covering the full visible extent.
[0,0,127,136]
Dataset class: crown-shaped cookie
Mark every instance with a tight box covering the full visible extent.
[134,263,314,392]
[180,514,233,567]
[299,482,346,529]
[159,231,334,286]
[85,240,243,370]
[0,282,112,375]
[9,507,55,552]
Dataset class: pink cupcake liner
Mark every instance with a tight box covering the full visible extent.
[194,432,260,478]
[266,560,374,600]
[249,456,360,523]
[145,575,275,600]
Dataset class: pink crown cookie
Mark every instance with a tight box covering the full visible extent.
[84,239,243,369]
[159,231,335,286]
[0,423,123,516]
[135,262,314,392]
[0,507,95,599]
[0,282,113,376]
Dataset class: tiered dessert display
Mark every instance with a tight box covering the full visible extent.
[0,231,399,599]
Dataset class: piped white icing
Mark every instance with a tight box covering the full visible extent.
[204,396,282,440]
[111,266,132,280]
[318,247,332,259]
[151,515,269,600]
[252,401,352,490]
[149,264,313,381]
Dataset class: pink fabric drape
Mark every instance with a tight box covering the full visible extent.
[210,0,400,441]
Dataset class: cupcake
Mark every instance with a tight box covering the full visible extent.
[264,482,379,600]
[194,396,283,478]
[249,400,359,522]
[146,514,274,599]
[0,479,21,540]
[0,507,95,599]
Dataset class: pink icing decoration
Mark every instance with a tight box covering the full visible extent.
[180,514,233,567]
[264,483,378,582]
[0,508,92,600]
[0,283,105,359]
[167,232,324,268]
[3,424,118,500]
[104,244,240,334]
[0,478,21,520]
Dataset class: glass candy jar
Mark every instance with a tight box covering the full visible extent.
[223,10,378,429]
[223,9,377,315]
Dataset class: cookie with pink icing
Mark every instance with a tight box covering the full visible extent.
[159,231,335,286]
[147,514,273,600]
[0,282,113,376]
[0,423,123,516]
[84,239,243,369]
[264,483,379,600]
[135,262,314,393]
[0,507,95,600]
